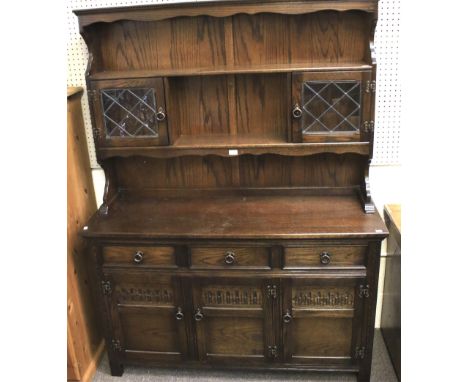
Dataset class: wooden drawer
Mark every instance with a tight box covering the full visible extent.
[283,245,366,269]
[190,247,271,270]
[102,246,177,268]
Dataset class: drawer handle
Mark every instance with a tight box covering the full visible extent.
[175,307,184,321]
[224,251,236,265]
[283,310,292,323]
[320,251,331,265]
[292,104,302,119]
[194,308,204,321]
[156,107,166,122]
[133,251,144,264]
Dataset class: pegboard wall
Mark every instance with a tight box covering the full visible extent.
[66,0,401,168]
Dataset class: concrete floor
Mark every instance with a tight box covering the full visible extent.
[93,330,398,382]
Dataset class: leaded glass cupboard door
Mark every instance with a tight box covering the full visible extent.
[90,78,169,147]
[292,71,372,143]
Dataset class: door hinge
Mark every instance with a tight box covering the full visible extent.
[355,346,366,359]
[268,345,278,359]
[101,280,112,296]
[92,126,101,141]
[365,80,376,93]
[267,285,277,299]
[359,284,370,298]
[87,89,98,102]
[111,339,123,352]
[362,120,374,133]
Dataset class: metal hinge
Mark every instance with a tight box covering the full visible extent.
[365,80,376,93]
[101,280,112,296]
[87,89,98,102]
[111,339,123,352]
[92,126,101,141]
[359,284,370,298]
[362,120,374,133]
[355,346,366,359]
[267,285,277,299]
[268,345,278,359]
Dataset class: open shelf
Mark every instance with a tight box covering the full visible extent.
[89,62,372,80]
[97,139,370,159]
[83,191,387,240]
[173,134,285,147]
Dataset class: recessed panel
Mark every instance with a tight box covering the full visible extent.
[205,317,264,355]
[119,308,180,353]
[293,316,353,357]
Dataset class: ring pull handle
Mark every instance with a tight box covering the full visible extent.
[194,308,204,321]
[224,251,236,265]
[156,107,166,122]
[283,310,292,323]
[292,104,302,119]
[175,307,184,321]
[133,251,144,264]
[320,251,331,265]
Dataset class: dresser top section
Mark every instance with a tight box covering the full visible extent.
[83,193,387,241]
[74,0,378,29]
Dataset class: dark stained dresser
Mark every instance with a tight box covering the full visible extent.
[74,1,388,381]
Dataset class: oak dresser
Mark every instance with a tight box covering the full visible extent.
[74,1,388,381]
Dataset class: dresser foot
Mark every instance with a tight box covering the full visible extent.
[109,361,124,376]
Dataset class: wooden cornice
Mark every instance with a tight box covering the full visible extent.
[74,0,378,30]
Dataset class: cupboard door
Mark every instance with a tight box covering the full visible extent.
[90,78,169,147]
[292,71,372,143]
[192,278,276,365]
[104,271,189,363]
[281,278,365,367]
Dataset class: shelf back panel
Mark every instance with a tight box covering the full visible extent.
[90,11,370,73]
[112,154,366,191]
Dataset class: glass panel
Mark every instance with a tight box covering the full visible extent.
[100,88,159,138]
[301,80,361,135]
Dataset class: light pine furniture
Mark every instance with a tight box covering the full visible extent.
[381,204,401,380]
[67,87,104,381]
[74,1,388,381]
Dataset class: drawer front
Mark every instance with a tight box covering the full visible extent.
[284,245,366,269]
[102,246,177,268]
[190,247,271,270]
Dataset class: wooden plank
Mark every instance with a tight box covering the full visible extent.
[82,193,388,240]
[67,88,104,381]
[75,1,378,29]
[98,141,370,159]
[89,63,372,80]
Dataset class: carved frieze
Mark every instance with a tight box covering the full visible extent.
[115,285,173,304]
[202,286,262,306]
[292,287,354,309]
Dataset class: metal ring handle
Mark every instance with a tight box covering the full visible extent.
[283,310,292,323]
[194,308,204,321]
[175,307,184,321]
[320,251,331,265]
[156,107,166,122]
[224,251,236,265]
[292,104,302,119]
[133,251,144,264]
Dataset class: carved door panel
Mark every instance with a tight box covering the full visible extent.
[103,271,189,363]
[89,78,169,147]
[291,70,373,143]
[281,277,366,367]
[191,277,277,365]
